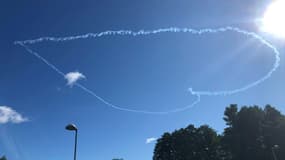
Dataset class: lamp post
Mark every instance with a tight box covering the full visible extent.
[66,124,78,160]
[271,145,279,160]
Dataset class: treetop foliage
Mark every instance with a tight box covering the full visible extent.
[154,104,285,160]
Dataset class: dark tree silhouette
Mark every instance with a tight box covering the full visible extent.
[223,104,285,160]
[153,104,285,160]
[153,125,225,160]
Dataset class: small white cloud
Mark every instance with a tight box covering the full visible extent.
[65,71,86,86]
[0,106,28,124]
[146,137,157,144]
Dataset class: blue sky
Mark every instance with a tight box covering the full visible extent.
[1,0,285,160]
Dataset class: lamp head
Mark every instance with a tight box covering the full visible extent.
[273,145,279,149]
[65,124,78,131]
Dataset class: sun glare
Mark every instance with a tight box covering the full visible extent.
[261,0,285,38]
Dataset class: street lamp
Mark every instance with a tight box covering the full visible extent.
[271,145,279,160]
[66,124,78,160]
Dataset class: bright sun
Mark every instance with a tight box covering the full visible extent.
[261,0,285,38]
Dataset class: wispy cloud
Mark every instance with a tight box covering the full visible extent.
[65,71,86,86]
[146,137,157,144]
[0,106,28,124]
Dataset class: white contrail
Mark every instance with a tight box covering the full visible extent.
[14,26,281,114]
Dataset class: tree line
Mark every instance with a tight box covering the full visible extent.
[153,104,285,160]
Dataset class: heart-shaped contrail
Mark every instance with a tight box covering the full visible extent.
[14,26,281,114]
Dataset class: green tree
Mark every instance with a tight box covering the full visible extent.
[153,125,225,160]
[153,104,285,160]
[222,104,285,160]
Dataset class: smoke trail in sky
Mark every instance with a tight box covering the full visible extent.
[14,26,281,114]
